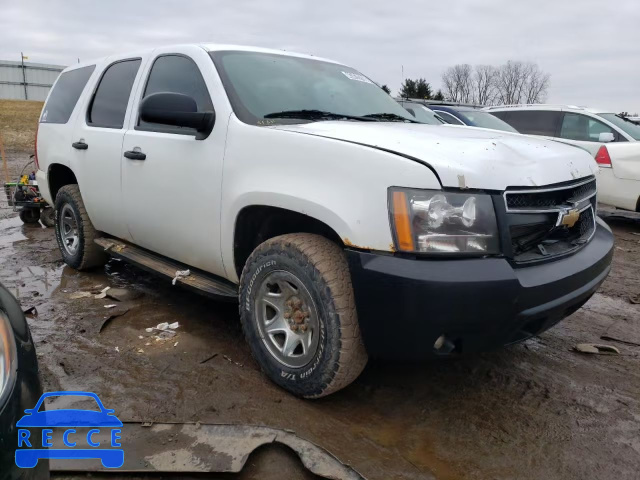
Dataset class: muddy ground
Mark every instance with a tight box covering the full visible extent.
[1,152,640,479]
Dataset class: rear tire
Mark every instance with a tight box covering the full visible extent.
[19,208,40,224]
[54,184,107,270]
[239,233,368,398]
[40,207,55,227]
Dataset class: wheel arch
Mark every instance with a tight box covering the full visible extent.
[232,205,345,279]
[47,163,78,201]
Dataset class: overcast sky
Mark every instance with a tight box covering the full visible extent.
[2,0,639,113]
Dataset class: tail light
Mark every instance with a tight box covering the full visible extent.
[33,124,40,170]
[595,146,611,167]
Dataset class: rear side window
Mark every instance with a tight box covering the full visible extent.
[502,111,561,136]
[560,113,616,142]
[138,55,213,133]
[40,66,95,124]
[88,59,141,129]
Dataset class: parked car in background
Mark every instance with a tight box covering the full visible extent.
[0,282,47,478]
[36,44,612,398]
[399,100,519,133]
[487,105,640,212]
[396,100,445,125]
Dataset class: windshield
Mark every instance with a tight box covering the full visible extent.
[210,51,418,125]
[402,104,444,125]
[599,113,640,140]
[463,111,518,133]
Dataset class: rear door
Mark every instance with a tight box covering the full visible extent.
[70,55,147,240]
[121,46,229,277]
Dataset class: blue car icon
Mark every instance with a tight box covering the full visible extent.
[15,391,123,469]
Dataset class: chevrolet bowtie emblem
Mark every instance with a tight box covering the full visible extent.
[561,209,580,228]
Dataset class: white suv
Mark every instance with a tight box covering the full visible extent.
[35,44,613,397]
[487,105,640,212]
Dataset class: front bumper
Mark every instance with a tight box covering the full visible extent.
[346,218,614,360]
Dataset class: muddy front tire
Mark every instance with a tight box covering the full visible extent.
[239,233,368,398]
[54,184,107,270]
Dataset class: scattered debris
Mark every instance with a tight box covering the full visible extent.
[200,353,218,364]
[141,422,153,428]
[104,304,117,309]
[99,307,130,332]
[145,321,179,338]
[223,355,244,367]
[172,269,191,285]
[115,346,120,353]
[137,348,144,354]
[173,342,179,347]
[23,306,38,317]
[573,343,620,355]
[106,287,143,302]
[138,335,144,339]
[95,286,110,299]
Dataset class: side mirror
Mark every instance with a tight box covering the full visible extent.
[598,132,614,143]
[139,92,215,140]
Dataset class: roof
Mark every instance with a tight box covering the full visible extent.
[62,43,344,74]
[484,104,614,114]
[200,44,341,64]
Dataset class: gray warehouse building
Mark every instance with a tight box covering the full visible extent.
[0,60,65,101]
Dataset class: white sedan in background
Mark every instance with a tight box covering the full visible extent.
[487,105,640,212]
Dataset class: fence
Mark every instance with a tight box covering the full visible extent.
[0,60,65,102]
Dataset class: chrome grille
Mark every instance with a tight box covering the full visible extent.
[505,177,596,212]
[505,177,597,262]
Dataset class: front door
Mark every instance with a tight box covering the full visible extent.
[121,47,228,277]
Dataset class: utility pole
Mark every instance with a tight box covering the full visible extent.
[20,52,28,100]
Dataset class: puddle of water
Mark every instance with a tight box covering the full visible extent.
[0,215,28,248]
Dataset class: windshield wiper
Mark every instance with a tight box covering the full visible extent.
[362,112,419,123]
[263,109,377,122]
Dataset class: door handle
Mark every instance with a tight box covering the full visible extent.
[72,141,88,150]
[124,150,146,161]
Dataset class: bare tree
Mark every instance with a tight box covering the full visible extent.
[473,65,497,105]
[523,64,550,103]
[494,61,550,105]
[441,64,473,103]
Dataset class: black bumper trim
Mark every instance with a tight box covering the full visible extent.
[346,221,613,360]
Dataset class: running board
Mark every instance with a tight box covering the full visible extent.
[95,238,237,301]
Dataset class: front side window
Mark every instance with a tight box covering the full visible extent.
[138,55,213,133]
[210,51,416,125]
[560,113,616,142]
[503,111,561,136]
[41,65,95,124]
[88,59,141,129]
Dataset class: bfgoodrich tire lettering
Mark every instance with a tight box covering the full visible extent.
[239,233,368,398]
[54,184,107,270]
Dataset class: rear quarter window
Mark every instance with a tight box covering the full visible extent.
[40,65,95,124]
[501,111,561,136]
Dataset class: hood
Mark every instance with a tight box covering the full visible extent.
[272,122,597,190]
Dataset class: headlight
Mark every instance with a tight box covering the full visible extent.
[0,311,18,407]
[389,188,500,254]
